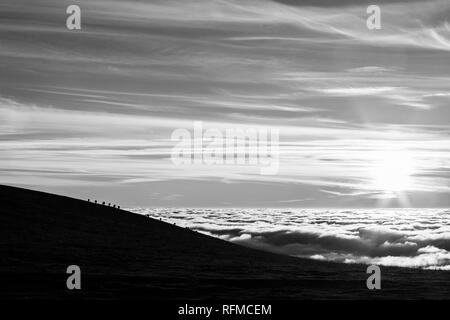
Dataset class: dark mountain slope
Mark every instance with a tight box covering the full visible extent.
[0,185,448,299]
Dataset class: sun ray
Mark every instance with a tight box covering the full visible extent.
[370,149,417,206]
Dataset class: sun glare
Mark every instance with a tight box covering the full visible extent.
[371,150,416,193]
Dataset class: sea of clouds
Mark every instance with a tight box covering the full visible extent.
[130,208,450,270]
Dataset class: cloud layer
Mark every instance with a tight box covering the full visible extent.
[133,207,450,270]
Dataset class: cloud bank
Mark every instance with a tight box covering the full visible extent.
[134,208,450,270]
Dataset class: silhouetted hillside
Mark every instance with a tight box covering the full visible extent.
[0,185,448,299]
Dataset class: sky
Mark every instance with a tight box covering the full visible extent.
[0,0,449,207]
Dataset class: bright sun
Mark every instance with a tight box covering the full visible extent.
[371,150,416,192]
